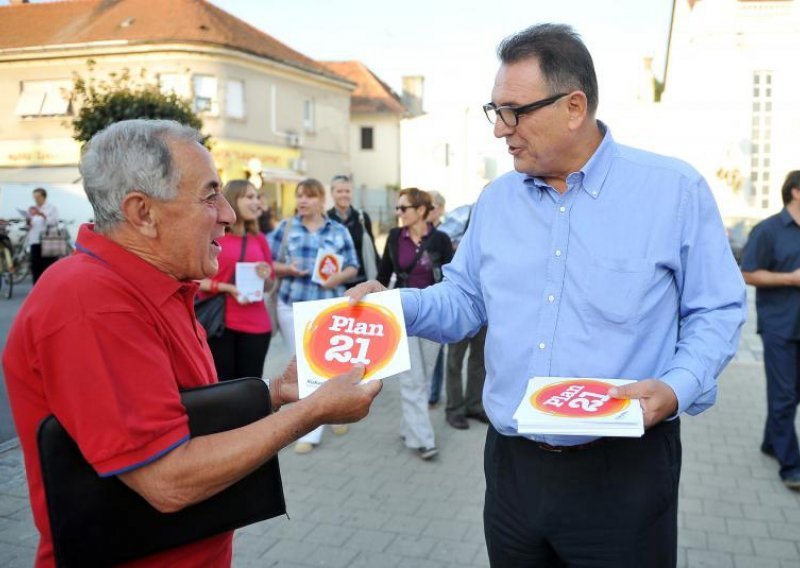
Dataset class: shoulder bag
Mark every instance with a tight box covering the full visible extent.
[357,211,378,281]
[195,236,248,338]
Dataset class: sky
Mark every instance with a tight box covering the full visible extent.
[209,0,675,113]
[0,0,676,111]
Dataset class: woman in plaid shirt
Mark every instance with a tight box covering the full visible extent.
[269,178,359,453]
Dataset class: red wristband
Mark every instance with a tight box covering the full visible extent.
[210,280,219,294]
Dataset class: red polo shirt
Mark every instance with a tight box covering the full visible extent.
[3,225,232,567]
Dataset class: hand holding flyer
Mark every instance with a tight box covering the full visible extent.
[234,262,264,303]
[310,249,343,285]
[514,377,644,437]
[292,289,410,398]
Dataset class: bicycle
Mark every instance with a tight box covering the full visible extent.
[0,220,17,299]
[8,221,31,285]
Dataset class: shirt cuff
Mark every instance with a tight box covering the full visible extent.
[399,288,420,328]
[658,367,702,417]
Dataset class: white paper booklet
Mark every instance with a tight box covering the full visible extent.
[234,262,264,303]
[292,289,410,398]
[514,377,644,438]
[310,249,344,286]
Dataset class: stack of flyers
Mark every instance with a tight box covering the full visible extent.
[292,289,410,398]
[514,377,644,438]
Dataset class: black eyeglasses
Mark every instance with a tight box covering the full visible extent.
[483,93,569,127]
[395,205,414,212]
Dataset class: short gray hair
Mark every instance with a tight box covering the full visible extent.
[428,190,446,208]
[79,119,203,230]
[498,23,599,116]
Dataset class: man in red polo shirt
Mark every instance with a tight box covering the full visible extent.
[2,119,382,568]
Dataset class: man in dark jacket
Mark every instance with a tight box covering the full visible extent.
[327,175,379,287]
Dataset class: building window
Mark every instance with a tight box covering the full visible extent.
[360,126,374,150]
[749,70,773,209]
[226,79,245,119]
[192,75,218,115]
[303,99,315,133]
[159,73,191,99]
[14,80,72,117]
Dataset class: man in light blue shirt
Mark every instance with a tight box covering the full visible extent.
[350,23,745,567]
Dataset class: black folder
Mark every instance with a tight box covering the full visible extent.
[37,377,286,567]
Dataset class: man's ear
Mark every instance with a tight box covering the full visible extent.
[120,191,158,238]
[565,91,589,130]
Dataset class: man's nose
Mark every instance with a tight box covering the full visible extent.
[493,118,514,139]
[218,195,236,225]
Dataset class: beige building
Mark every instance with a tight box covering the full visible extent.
[0,0,355,218]
[322,61,408,229]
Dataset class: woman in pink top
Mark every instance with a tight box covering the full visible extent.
[199,180,275,380]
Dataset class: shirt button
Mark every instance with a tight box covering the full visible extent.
[591,191,598,197]
[538,342,546,350]
[548,295,555,303]
[559,206,566,213]
[555,249,562,257]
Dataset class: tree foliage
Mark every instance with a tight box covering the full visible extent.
[70,60,209,146]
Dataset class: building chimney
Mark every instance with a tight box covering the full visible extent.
[401,75,424,117]
[9,0,31,4]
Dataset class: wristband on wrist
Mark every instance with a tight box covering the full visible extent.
[210,280,219,294]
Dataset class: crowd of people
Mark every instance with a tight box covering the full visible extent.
[3,19,797,568]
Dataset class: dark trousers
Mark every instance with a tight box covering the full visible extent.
[30,243,58,284]
[445,326,487,417]
[207,328,271,382]
[761,332,800,478]
[428,346,445,404]
[484,419,681,568]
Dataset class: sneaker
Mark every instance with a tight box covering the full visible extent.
[294,442,314,455]
[331,424,349,436]
[417,446,438,460]
[783,471,800,491]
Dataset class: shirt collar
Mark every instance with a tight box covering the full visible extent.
[524,121,615,201]
[779,208,796,227]
[75,224,197,305]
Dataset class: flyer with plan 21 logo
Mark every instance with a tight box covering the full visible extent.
[292,290,410,398]
[514,377,644,437]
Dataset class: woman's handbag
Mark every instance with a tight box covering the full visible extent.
[358,212,378,281]
[195,236,248,339]
[41,226,69,258]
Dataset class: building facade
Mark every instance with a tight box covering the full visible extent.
[0,0,355,219]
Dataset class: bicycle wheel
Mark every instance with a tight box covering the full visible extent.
[11,244,29,284]
[1,270,12,299]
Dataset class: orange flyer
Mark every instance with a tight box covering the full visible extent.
[292,290,410,398]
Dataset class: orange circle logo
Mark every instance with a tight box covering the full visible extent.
[317,254,340,281]
[303,301,401,379]
[531,379,629,418]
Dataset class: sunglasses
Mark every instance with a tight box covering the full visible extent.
[394,205,416,212]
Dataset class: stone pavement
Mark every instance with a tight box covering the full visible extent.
[0,288,799,567]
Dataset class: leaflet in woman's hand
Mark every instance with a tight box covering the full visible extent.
[514,377,644,438]
[235,262,264,302]
[292,290,410,398]
[310,249,344,285]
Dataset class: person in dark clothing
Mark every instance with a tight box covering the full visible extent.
[377,188,453,460]
[741,170,800,491]
[327,175,379,287]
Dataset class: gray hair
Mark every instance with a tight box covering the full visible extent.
[79,119,203,230]
[428,190,446,208]
[498,23,599,116]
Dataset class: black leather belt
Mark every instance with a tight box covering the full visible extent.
[534,438,604,453]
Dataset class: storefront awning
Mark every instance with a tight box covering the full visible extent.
[0,166,82,184]
[261,168,305,183]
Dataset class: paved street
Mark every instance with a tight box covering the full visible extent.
[0,288,799,567]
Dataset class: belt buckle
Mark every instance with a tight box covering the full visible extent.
[537,442,564,453]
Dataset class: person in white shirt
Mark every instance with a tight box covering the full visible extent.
[28,187,59,283]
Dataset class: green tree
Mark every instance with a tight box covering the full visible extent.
[70,61,209,146]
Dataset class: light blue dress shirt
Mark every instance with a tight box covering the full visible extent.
[401,125,747,446]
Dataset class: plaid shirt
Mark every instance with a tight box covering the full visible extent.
[268,215,359,304]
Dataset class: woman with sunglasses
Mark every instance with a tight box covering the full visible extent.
[377,188,453,460]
